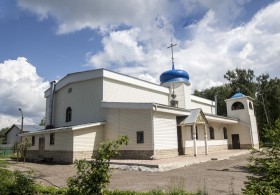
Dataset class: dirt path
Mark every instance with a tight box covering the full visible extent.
[6,154,252,195]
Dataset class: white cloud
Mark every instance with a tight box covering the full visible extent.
[18,0,280,93]
[18,0,171,34]
[0,57,48,129]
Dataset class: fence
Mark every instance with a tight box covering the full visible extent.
[0,146,15,157]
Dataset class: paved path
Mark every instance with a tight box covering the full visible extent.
[5,150,252,194]
[110,149,249,172]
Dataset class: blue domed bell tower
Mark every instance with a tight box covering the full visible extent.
[160,43,191,108]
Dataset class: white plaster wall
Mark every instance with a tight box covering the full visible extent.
[190,101,216,114]
[185,140,228,147]
[45,131,74,151]
[104,108,153,150]
[153,112,178,150]
[181,122,228,149]
[226,97,252,123]
[227,124,252,146]
[103,78,168,105]
[73,126,104,151]
[171,83,191,109]
[53,78,104,127]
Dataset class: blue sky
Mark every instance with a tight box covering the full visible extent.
[1,0,280,128]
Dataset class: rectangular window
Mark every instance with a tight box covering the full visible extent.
[196,126,198,140]
[210,127,215,140]
[31,136,35,146]
[223,127,228,139]
[50,133,55,145]
[68,87,72,93]
[137,131,144,144]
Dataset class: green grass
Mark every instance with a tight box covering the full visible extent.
[0,159,10,167]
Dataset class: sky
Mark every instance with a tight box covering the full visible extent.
[1,0,280,129]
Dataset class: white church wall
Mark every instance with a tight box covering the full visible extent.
[190,95,216,114]
[44,131,74,151]
[153,112,178,158]
[171,83,191,109]
[103,78,169,104]
[153,112,177,150]
[53,78,104,127]
[227,124,252,148]
[104,108,153,150]
[73,125,104,152]
[250,116,259,147]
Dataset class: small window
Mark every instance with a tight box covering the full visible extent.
[231,102,244,110]
[137,131,144,143]
[223,127,228,139]
[50,133,55,145]
[32,136,35,146]
[68,88,72,93]
[196,126,198,140]
[66,107,72,122]
[209,126,215,140]
[249,102,253,110]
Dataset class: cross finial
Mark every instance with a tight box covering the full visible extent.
[167,43,177,70]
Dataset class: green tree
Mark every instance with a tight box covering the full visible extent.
[67,135,128,195]
[194,84,233,116]
[243,119,280,194]
[224,68,256,97]
[18,138,31,163]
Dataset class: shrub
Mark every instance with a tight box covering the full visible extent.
[0,168,36,195]
[243,119,280,194]
[67,135,128,195]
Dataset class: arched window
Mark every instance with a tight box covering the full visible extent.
[231,101,244,110]
[223,127,228,139]
[66,107,72,122]
[249,102,253,110]
[209,126,215,140]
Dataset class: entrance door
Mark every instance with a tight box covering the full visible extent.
[232,134,240,149]
[177,126,184,155]
[38,137,45,158]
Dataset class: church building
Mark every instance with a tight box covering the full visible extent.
[23,48,259,163]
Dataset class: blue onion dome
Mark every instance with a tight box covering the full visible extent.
[231,92,245,99]
[160,68,190,84]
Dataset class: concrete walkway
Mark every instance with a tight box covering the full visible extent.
[110,149,250,172]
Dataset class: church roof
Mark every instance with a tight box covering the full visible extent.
[160,68,190,84]
[231,92,246,99]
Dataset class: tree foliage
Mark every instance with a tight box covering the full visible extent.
[224,68,256,97]
[0,169,36,195]
[195,68,280,142]
[18,138,31,163]
[67,135,129,195]
[194,84,232,116]
[243,119,280,194]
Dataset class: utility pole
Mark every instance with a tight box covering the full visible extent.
[18,108,23,141]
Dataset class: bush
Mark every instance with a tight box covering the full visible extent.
[0,168,36,195]
[67,135,129,195]
[243,119,280,194]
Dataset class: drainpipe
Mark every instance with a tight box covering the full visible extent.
[46,81,56,129]
[214,94,218,115]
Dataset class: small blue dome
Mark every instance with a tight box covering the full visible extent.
[160,69,190,84]
[231,92,245,99]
